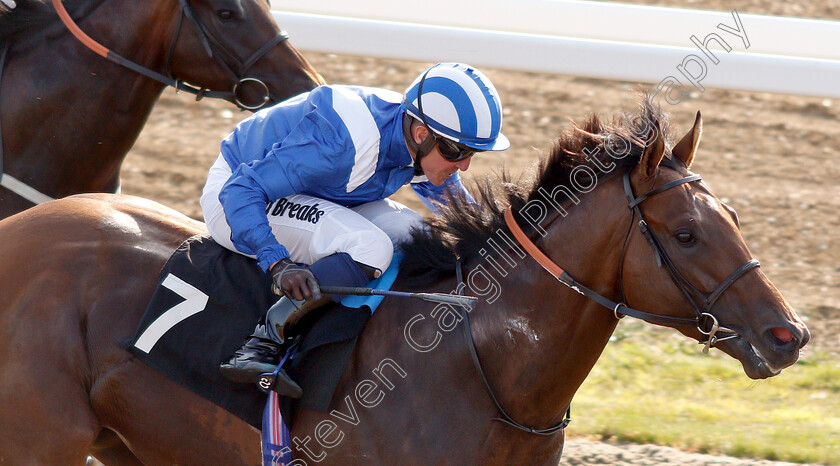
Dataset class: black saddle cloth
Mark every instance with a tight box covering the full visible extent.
[124,235,369,428]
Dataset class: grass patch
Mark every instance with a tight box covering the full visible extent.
[569,321,840,464]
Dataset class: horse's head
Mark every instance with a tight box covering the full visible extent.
[621,110,809,379]
[165,0,324,109]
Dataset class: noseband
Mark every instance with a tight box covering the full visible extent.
[454,166,760,437]
[505,168,760,353]
[618,170,759,351]
[167,0,288,109]
[0,0,288,204]
[52,0,288,110]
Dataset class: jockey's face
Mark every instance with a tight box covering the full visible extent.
[421,144,473,186]
[410,124,474,186]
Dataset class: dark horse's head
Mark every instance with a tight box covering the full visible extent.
[0,0,323,108]
[162,0,325,107]
[405,97,809,380]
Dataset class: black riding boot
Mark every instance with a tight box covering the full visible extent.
[219,319,285,384]
[219,296,330,398]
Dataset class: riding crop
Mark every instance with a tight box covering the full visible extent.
[272,284,476,310]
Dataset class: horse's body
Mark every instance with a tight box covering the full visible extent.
[0,102,808,464]
[0,0,322,219]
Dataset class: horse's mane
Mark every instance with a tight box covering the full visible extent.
[401,96,678,284]
[0,0,105,44]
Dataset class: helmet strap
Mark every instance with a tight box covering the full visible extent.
[403,113,436,176]
[407,68,438,176]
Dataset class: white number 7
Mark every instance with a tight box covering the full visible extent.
[134,273,209,353]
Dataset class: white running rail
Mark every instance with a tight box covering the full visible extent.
[270,0,840,98]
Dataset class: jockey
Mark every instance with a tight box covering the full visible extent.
[201,63,509,397]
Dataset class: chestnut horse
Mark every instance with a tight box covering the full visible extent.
[0,101,809,464]
[0,0,322,219]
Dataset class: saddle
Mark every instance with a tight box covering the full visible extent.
[123,235,396,428]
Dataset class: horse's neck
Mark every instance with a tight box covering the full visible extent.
[470,179,628,428]
[2,0,172,196]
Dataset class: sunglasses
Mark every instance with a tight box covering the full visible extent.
[433,134,479,161]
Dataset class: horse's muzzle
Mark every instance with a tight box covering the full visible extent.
[717,321,809,379]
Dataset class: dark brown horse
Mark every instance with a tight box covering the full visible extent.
[0,0,322,219]
[0,100,809,464]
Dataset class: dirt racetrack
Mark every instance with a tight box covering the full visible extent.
[119,1,838,464]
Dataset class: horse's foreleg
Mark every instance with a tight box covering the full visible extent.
[89,429,143,466]
[90,359,261,465]
[0,363,101,464]
[0,296,103,465]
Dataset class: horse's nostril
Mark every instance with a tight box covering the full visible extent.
[771,327,794,344]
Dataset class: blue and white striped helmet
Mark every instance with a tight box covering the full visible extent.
[402,63,510,152]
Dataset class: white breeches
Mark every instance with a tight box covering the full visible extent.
[200,154,424,272]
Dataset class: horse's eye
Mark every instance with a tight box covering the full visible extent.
[676,231,695,245]
[217,9,235,21]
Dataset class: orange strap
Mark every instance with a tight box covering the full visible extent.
[52,0,109,58]
[503,207,566,280]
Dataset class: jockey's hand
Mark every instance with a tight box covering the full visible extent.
[270,258,321,301]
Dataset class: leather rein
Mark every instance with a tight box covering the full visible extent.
[505,169,760,351]
[455,261,572,436]
[459,167,759,437]
[0,0,289,205]
[51,0,287,110]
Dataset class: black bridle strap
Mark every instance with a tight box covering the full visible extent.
[705,259,759,309]
[52,0,287,107]
[478,169,760,435]
[627,174,702,208]
[455,260,571,435]
[242,33,290,72]
[504,208,699,327]
[636,211,759,315]
[623,171,760,318]
[52,0,231,100]
[165,5,187,78]
[177,0,288,79]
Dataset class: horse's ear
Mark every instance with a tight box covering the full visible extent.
[640,121,666,179]
[672,111,702,169]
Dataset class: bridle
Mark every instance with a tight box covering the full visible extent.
[505,166,760,353]
[52,0,288,110]
[618,168,759,351]
[444,162,762,438]
[473,164,760,436]
[0,0,289,205]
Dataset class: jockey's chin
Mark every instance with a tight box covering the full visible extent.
[421,151,473,186]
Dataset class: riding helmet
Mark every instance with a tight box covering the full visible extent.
[402,63,509,151]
